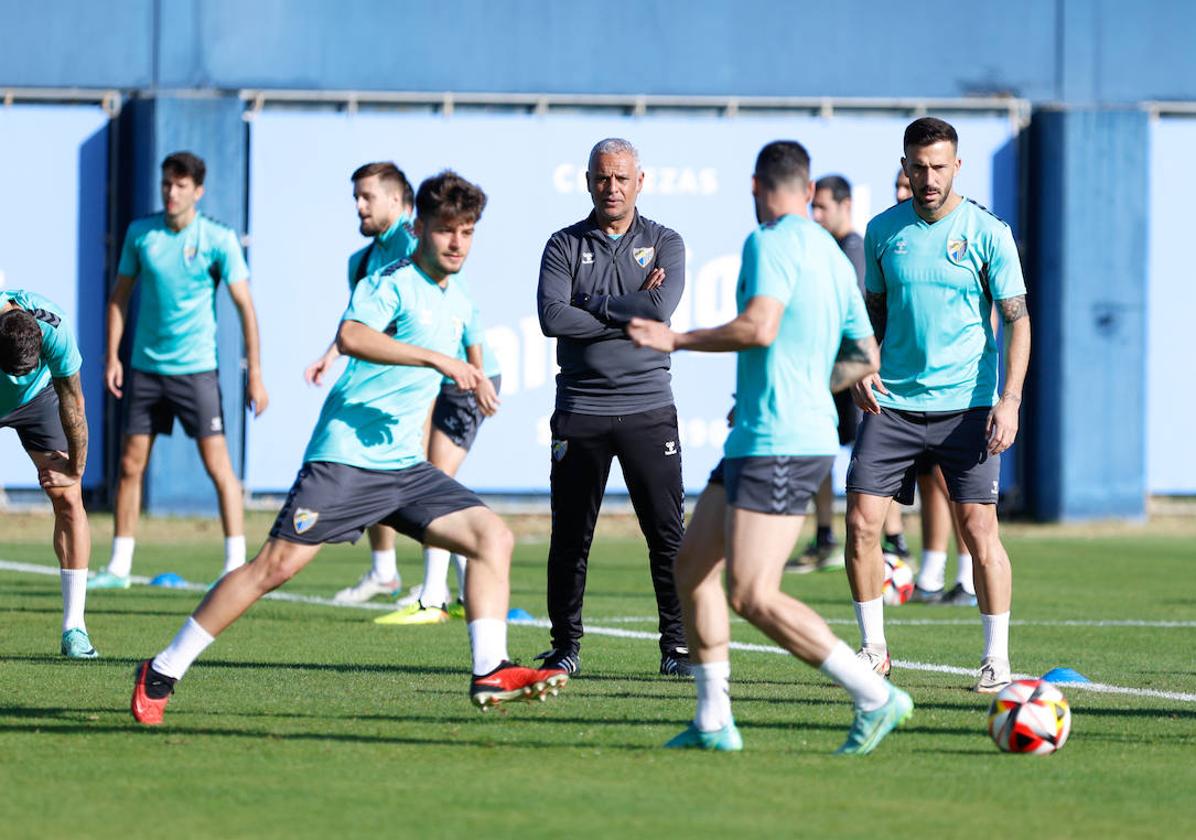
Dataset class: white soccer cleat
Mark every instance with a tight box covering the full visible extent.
[973,656,1012,693]
[392,583,424,609]
[856,646,892,678]
[332,571,401,604]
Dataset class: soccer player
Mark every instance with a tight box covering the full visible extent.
[92,151,268,589]
[627,140,911,754]
[131,171,566,724]
[0,292,96,657]
[536,138,690,677]
[845,118,1030,692]
[793,175,910,573]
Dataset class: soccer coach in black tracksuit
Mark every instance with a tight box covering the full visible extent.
[535,137,690,677]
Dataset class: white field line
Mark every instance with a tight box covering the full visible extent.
[3,559,1194,703]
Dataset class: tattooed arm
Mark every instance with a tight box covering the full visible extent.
[864,291,887,345]
[44,373,88,486]
[830,335,880,393]
[987,294,1031,455]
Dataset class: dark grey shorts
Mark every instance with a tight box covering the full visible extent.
[431,374,501,451]
[708,456,834,516]
[0,385,67,452]
[124,369,225,439]
[846,406,1000,505]
[269,460,486,546]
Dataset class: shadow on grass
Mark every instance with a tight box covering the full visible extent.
[0,654,463,677]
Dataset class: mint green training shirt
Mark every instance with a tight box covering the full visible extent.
[305,259,476,471]
[0,290,82,416]
[346,215,418,292]
[118,213,249,375]
[724,215,873,459]
[864,197,1026,411]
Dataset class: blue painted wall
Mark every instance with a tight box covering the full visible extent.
[4,1,1196,103]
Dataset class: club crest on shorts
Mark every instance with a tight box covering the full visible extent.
[293,508,319,534]
[633,247,654,268]
[947,238,968,261]
[551,439,568,462]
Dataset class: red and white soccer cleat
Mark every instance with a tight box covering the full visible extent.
[470,661,568,710]
[130,660,175,725]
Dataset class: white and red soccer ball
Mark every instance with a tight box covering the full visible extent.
[988,679,1072,755]
[882,555,915,605]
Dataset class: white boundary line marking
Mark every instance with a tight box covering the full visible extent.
[4,559,1194,703]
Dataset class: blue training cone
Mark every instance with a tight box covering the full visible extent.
[149,572,188,588]
[507,607,534,622]
[1041,666,1090,684]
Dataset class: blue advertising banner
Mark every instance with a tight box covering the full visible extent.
[247,111,1017,494]
[1147,118,1196,494]
[0,105,108,489]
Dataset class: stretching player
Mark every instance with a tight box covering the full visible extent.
[845,118,1030,692]
[94,151,268,589]
[628,141,911,754]
[0,292,95,657]
[131,171,567,724]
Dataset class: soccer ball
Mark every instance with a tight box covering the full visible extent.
[988,679,1072,755]
[882,555,914,605]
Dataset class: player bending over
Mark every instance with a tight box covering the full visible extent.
[0,292,95,658]
[628,141,912,753]
[130,171,567,724]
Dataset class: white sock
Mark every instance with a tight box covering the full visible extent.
[468,618,508,675]
[60,568,88,632]
[917,550,947,591]
[371,549,398,583]
[693,660,732,731]
[222,536,246,574]
[451,553,467,601]
[108,536,135,577]
[152,617,216,680]
[853,597,886,652]
[955,553,975,594]
[981,611,1010,661]
[819,641,890,711]
[420,547,451,608]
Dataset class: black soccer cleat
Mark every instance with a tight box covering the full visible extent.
[534,647,581,676]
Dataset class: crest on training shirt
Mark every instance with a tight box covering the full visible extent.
[947,238,969,261]
[633,247,655,268]
[551,439,568,462]
[293,508,319,535]
[184,245,198,264]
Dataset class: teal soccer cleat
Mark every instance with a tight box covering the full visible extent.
[664,720,743,752]
[61,628,98,659]
[87,570,131,590]
[834,685,913,756]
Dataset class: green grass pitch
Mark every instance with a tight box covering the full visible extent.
[2,513,1194,839]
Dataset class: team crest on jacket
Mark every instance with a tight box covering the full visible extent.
[633,247,655,268]
[293,508,319,534]
[551,439,568,462]
[947,238,968,261]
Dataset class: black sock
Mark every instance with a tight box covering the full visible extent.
[884,532,909,555]
[816,525,834,545]
[143,663,176,699]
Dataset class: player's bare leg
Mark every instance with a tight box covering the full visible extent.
[92,434,154,588]
[845,491,895,674]
[30,450,95,657]
[954,501,1012,691]
[423,506,566,708]
[673,483,731,666]
[197,434,247,575]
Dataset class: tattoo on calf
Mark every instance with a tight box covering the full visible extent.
[998,294,1028,323]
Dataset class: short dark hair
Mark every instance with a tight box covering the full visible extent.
[0,309,43,376]
[162,151,206,186]
[903,117,958,153]
[415,170,487,224]
[352,161,415,208]
[754,141,810,191]
[815,174,852,202]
